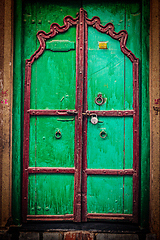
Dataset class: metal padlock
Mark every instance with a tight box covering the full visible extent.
[91,114,98,125]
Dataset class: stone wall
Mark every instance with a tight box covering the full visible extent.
[0,230,157,240]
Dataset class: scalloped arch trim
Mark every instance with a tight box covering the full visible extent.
[26,8,139,66]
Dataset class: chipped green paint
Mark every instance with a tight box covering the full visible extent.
[29,116,75,168]
[46,40,75,52]
[88,117,123,169]
[87,30,127,111]
[28,174,74,215]
[30,38,76,110]
[124,176,133,214]
[87,117,133,170]
[87,176,133,214]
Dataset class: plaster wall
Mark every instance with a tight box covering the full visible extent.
[0,0,12,227]
[0,0,5,227]
[150,0,160,239]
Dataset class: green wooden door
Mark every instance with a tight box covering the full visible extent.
[22,0,141,223]
[82,3,140,222]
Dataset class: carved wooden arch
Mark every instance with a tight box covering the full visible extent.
[23,8,139,223]
[25,9,139,65]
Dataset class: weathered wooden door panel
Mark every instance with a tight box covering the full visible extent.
[87,28,126,111]
[30,29,77,110]
[87,117,133,169]
[28,174,74,216]
[84,1,141,111]
[29,116,75,167]
[23,0,140,223]
[22,0,80,222]
[87,176,133,215]
[81,1,140,221]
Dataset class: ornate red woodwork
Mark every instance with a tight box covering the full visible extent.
[23,8,139,223]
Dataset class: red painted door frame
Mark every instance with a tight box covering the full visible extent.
[22,8,139,223]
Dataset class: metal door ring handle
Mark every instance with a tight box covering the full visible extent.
[55,130,62,139]
[100,130,107,139]
[95,94,104,106]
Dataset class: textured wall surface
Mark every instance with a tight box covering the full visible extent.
[0,0,5,227]
[0,0,12,227]
[150,0,160,239]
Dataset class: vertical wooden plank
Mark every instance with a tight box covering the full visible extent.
[87,117,124,169]
[81,10,88,222]
[125,117,133,169]
[29,116,36,167]
[125,3,141,111]
[124,1,140,224]
[87,176,123,214]
[33,1,77,111]
[34,174,74,215]
[124,176,133,214]
[29,116,75,168]
[33,46,76,110]
[74,8,85,222]
[28,174,36,215]
[87,34,125,111]
[124,57,133,110]
[125,2,141,58]
[85,2,126,111]
[140,0,150,229]
[74,18,79,222]
[22,63,31,222]
[22,1,38,222]
[12,0,22,225]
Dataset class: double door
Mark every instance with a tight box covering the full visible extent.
[22,5,139,223]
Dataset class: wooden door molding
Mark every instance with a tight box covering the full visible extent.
[23,14,79,222]
[23,8,139,223]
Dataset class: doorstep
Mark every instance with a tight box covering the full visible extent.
[0,230,157,240]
